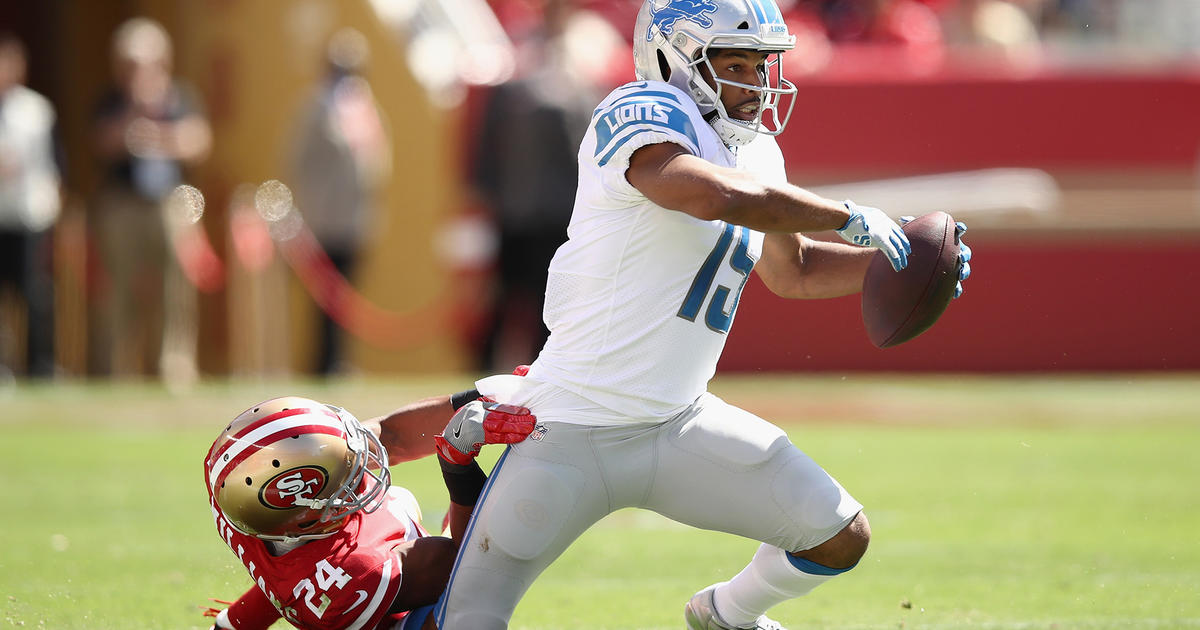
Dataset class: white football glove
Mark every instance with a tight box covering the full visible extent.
[837,200,911,271]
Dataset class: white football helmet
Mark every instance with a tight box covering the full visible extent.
[633,0,797,146]
[204,396,390,542]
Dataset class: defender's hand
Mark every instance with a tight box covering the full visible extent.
[435,401,536,465]
[837,200,911,271]
[200,600,234,630]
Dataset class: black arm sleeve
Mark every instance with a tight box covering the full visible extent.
[449,389,481,411]
[439,457,487,506]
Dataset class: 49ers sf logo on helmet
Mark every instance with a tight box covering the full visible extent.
[260,466,328,510]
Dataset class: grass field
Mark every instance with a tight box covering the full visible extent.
[2,373,1198,629]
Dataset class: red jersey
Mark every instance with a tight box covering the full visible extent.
[210,486,429,630]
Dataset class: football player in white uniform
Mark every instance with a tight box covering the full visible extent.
[434,1,971,629]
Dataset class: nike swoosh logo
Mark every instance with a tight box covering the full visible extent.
[452,424,462,438]
[347,589,369,612]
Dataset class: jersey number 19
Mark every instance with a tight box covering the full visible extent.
[677,223,755,334]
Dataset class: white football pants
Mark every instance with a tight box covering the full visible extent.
[433,388,862,629]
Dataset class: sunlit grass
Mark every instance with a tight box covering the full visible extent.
[1,374,1197,629]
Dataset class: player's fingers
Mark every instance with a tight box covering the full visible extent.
[494,417,535,433]
[484,415,535,434]
[954,281,963,299]
[485,403,531,417]
[487,426,533,443]
[899,215,915,225]
[884,245,904,272]
[959,261,971,281]
[887,236,908,270]
[959,242,972,262]
[483,410,534,429]
[955,221,968,239]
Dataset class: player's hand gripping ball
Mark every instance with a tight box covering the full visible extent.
[861,211,968,348]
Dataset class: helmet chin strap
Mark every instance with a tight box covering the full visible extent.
[711,115,759,147]
[702,102,760,147]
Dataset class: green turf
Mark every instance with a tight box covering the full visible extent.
[1,374,1197,629]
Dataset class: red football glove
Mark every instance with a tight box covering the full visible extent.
[200,586,280,630]
[435,401,536,465]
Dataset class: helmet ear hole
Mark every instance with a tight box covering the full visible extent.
[656,49,671,81]
[737,21,749,29]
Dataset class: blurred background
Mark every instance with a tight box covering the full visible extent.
[2,0,1199,389]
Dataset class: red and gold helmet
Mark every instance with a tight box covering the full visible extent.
[204,396,390,542]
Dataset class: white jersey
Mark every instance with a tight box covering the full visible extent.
[525,80,787,420]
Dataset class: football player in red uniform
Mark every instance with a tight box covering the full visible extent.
[202,390,535,630]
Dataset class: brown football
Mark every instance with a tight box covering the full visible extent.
[861,211,959,348]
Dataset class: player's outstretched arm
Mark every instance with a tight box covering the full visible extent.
[756,233,876,299]
[626,143,910,270]
[368,385,527,465]
[365,395,458,465]
[627,142,851,233]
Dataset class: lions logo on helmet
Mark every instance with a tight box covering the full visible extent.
[204,396,391,542]
[633,0,798,147]
[646,0,719,40]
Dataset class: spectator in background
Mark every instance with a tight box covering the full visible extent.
[91,17,211,386]
[472,0,625,372]
[0,33,60,381]
[288,28,391,376]
[1037,0,1117,42]
[941,0,1043,52]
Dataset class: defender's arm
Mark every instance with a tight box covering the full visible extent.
[366,390,481,465]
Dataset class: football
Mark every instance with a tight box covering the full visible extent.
[861,211,960,348]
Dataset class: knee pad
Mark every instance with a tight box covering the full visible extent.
[769,452,863,549]
[481,465,583,561]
